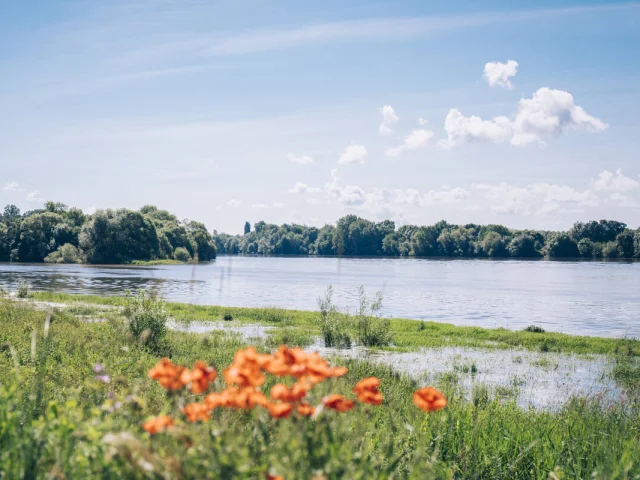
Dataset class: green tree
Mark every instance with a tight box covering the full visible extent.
[507,234,541,257]
[244,222,251,235]
[616,230,635,258]
[545,233,580,258]
[17,212,68,262]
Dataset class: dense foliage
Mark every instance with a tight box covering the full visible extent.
[0,203,216,264]
[214,216,640,259]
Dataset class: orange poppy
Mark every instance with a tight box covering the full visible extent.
[413,387,447,412]
[148,358,187,390]
[183,402,211,422]
[180,361,217,394]
[296,403,316,416]
[323,394,354,412]
[142,415,174,434]
[267,402,294,418]
[267,474,284,480]
[353,377,383,405]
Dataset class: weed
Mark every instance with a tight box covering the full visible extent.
[17,280,29,298]
[124,290,170,355]
[318,286,352,348]
[223,313,233,321]
[355,286,392,347]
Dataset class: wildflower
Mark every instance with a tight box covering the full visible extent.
[267,402,294,418]
[413,387,447,412]
[96,374,111,384]
[267,474,284,480]
[270,381,310,403]
[323,394,354,412]
[148,358,187,390]
[183,402,211,423]
[142,415,174,434]
[297,403,316,416]
[180,361,217,394]
[93,363,104,374]
[353,377,383,405]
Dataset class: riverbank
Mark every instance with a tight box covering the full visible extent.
[1,294,639,478]
[24,291,640,356]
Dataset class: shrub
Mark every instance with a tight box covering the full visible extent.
[16,280,29,298]
[318,286,352,348]
[355,286,392,347]
[523,325,545,333]
[44,243,83,264]
[124,290,169,355]
[223,313,233,321]
[174,247,192,262]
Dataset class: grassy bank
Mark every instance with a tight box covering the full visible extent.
[28,291,640,356]
[0,297,639,479]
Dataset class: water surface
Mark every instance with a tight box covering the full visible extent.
[1,257,638,337]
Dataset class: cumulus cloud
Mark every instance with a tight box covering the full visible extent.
[386,129,434,157]
[289,181,322,194]
[25,190,44,203]
[338,144,368,165]
[287,152,314,164]
[483,60,518,89]
[610,193,640,208]
[475,183,532,215]
[439,109,512,148]
[226,199,241,207]
[511,88,608,146]
[379,105,399,136]
[325,169,367,206]
[3,181,21,191]
[439,88,607,148]
[592,169,639,193]
[529,183,599,207]
[423,187,470,204]
[418,117,429,126]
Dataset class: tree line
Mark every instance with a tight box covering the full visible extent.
[0,203,216,264]
[214,216,640,259]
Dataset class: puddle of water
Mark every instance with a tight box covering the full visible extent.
[307,343,622,410]
[167,320,274,340]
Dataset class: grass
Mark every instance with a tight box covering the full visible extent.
[1,298,640,478]
[129,259,186,266]
[26,291,640,356]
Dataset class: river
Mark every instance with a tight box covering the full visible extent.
[1,257,638,338]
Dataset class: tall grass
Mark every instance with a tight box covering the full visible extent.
[123,290,169,355]
[0,298,640,478]
[355,286,392,347]
[318,286,352,348]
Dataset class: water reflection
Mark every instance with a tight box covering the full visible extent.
[1,257,639,338]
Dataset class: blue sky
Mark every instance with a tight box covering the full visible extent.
[1,0,639,234]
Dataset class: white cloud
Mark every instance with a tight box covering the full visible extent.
[289,182,322,194]
[338,144,368,165]
[423,187,470,204]
[251,203,270,209]
[325,169,367,206]
[386,129,434,157]
[483,60,518,89]
[306,198,322,205]
[610,193,640,208]
[475,183,531,215]
[2,181,21,191]
[529,183,599,207]
[439,109,512,148]
[287,152,314,165]
[379,105,399,136]
[511,88,608,146]
[226,199,241,207]
[272,202,285,208]
[418,117,429,126]
[440,88,607,148]
[84,205,98,215]
[25,190,44,203]
[592,169,639,193]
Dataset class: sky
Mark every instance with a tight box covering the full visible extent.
[1,0,639,234]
